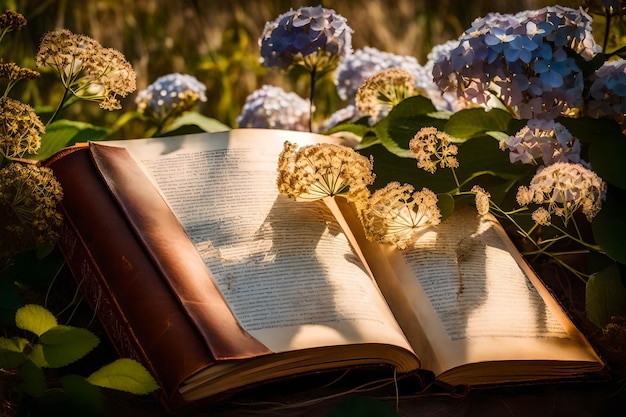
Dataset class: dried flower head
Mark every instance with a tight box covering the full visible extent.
[277,141,374,203]
[237,85,310,131]
[0,10,26,39]
[409,127,459,174]
[362,182,441,250]
[516,162,607,223]
[36,29,136,110]
[260,5,352,73]
[334,46,425,101]
[136,73,207,121]
[355,68,418,121]
[0,162,63,255]
[0,62,40,94]
[471,185,491,215]
[531,207,551,226]
[0,97,44,159]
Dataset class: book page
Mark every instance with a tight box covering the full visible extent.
[107,129,414,356]
[377,206,602,376]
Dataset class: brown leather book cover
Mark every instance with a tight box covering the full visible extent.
[46,143,270,408]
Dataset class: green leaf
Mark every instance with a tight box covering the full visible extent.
[325,121,372,138]
[27,120,109,161]
[0,337,29,368]
[38,325,99,368]
[15,304,58,336]
[381,96,446,156]
[27,343,48,368]
[455,136,533,187]
[61,374,104,415]
[592,188,626,264]
[159,111,230,136]
[585,263,626,327]
[444,108,513,140]
[19,359,47,397]
[86,358,159,395]
[438,193,455,221]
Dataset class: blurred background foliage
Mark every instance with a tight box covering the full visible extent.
[1,0,620,138]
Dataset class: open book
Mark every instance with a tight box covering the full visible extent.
[46,129,604,409]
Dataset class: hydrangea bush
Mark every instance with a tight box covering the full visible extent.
[245,3,626,328]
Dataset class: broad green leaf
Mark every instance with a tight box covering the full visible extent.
[0,337,28,368]
[28,343,48,367]
[455,136,533,186]
[585,263,626,327]
[15,304,57,336]
[382,97,447,155]
[38,325,99,368]
[444,108,513,140]
[438,193,455,221]
[86,358,159,394]
[360,144,457,193]
[19,359,47,397]
[325,121,372,138]
[375,120,414,158]
[27,120,109,161]
[592,188,626,264]
[61,374,104,415]
[159,111,230,136]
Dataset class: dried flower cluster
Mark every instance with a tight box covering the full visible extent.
[0,97,44,159]
[362,182,441,250]
[409,127,459,174]
[516,162,607,223]
[36,29,136,110]
[334,46,426,102]
[355,68,418,122]
[136,73,207,122]
[277,141,374,203]
[0,163,63,255]
[0,62,40,95]
[471,185,491,216]
[0,10,26,41]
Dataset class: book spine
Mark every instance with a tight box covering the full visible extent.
[48,147,210,408]
[58,217,147,366]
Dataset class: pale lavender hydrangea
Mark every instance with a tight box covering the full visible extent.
[432,5,601,120]
[501,118,582,166]
[333,46,424,101]
[587,59,626,119]
[236,85,310,131]
[259,5,352,72]
[135,73,207,120]
[320,104,360,131]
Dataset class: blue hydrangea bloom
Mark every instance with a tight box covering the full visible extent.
[431,5,601,119]
[587,60,626,118]
[260,5,352,72]
[236,85,310,131]
[135,73,207,120]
